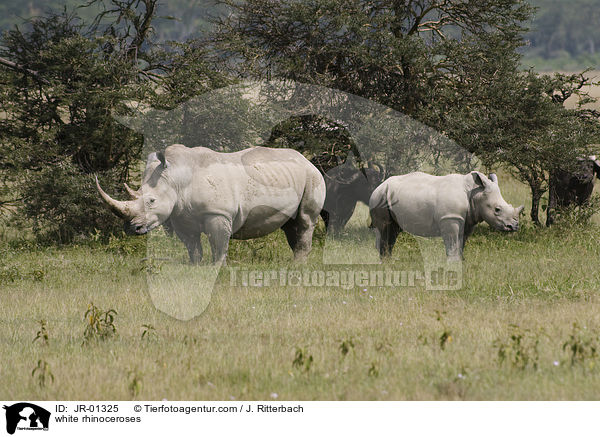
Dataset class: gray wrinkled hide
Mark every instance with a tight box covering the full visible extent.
[369,171,523,261]
[98,144,326,264]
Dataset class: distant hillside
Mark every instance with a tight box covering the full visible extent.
[0,0,226,42]
[522,0,600,71]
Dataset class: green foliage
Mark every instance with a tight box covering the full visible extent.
[141,324,157,341]
[216,0,600,225]
[33,320,49,347]
[548,195,600,227]
[435,310,453,351]
[3,0,598,72]
[128,368,143,398]
[436,64,600,223]
[0,8,146,242]
[338,338,355,358]
[292,346,314,373]
[0,265,20,284]
[31,359,54,388]
[0,264,46,284]
[0,0,227,42]
[0,1,228,244]
[136,258,163,276]
[494,324,541,371]
[562,323,599,368]
[267,115,361,172]
[216,0,532,120]
[106,233,145,256]
[367,362,379,378]
[82,303,118,344]
[419,310,454,350]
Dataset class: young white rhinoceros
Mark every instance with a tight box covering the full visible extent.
[369,171,524,261]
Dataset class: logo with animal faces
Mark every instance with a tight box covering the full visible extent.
[3,403,50,435]
[107,80,481,320]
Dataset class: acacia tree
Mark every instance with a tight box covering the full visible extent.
[215,0,532,116]
[438,60,600,223]
[0,0,227,241]
[215,0,600,224]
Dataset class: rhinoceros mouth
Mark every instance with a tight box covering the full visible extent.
[125,222,160,235]
[499,223,518,232]
[125,223,147,235]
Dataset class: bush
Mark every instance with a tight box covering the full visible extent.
[13,161,126,243]
[0,3,227,244]
[547,195,600,228]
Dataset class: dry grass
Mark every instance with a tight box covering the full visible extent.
[2,172,600,400]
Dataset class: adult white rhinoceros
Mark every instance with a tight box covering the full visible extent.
[96,144,326,264]
[369,171,524,261]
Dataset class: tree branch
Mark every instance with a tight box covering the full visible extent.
[0,56,50,85]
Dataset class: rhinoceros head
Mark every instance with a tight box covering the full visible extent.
[471,172,524,232]
[324,162,383,204]
[96,151,177,235]
[572,155,600,184]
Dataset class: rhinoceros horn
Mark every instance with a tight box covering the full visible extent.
[95,176,133,219]
[124,183,141,199]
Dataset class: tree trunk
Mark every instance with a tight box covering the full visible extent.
[530,185,543,225]
[0,56,49,84]
[546,175,557,226]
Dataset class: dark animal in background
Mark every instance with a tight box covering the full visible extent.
[546,156,600,226]
[319,163,383,233]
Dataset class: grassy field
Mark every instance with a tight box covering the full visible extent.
[2,173,600,400]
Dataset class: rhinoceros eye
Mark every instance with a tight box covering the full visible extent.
[148,198,156,205]
[494,206,501,214]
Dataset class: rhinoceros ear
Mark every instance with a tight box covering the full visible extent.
[156,151,170,169]
[472,171,493,191]
[488,173,498,184]
[147,152,159,163]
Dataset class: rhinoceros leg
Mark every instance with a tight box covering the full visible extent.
[320,209,330,230]
[283,176,324,261]
[184,235,203,265]
[336,200,357,230]
[282,217,315,262]
[461,224,475,254]
[326,200,357,235]
[369,201,400,258]
[282,202,320,262]
[439,218,465,261]
[204,215,232,265]
[171,225,202,264]
[376,222,400,258]
[281,219,299,252]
